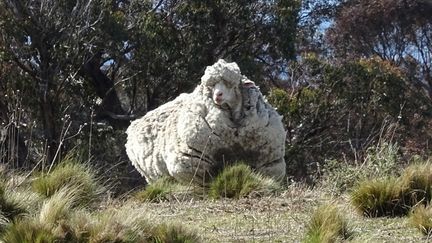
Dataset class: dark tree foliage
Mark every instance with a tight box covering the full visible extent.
[1,0,431,186]
[0,0,300,184]
[268,55,432,180]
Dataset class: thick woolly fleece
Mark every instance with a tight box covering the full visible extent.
[125,59,286,184]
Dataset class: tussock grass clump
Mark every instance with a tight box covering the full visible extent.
[208,163,280,199]
[399,163,432,206]
[409,204,432,235]
[55,203,200,242]
[134,176,177,202]
[2,220,57,243]
[31,158,103,206]
[2,196,201,242]
[151,223,201,243]
[38,188,77,226]
[303,204,351,243]
[351,177,407,217]
[2,187,80,243]
[351,161,432,217]
[0,179,39,223]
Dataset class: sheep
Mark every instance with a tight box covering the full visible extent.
[125,59,286,184]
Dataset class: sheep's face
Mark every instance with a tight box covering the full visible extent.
[212,81,240,108]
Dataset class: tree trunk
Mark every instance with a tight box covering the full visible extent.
[39,96,58,165]
[81,52,130,129]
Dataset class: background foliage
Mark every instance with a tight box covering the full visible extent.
[0,0,431,189]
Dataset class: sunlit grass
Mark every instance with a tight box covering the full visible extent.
[2,219,56,243]
[399,163,432,206]
[409,204,432,236]
[208,163,280,199]
[31,158,103,207]
[0,179,33,222]
[133,176,177,202]
[303,204,351,243]
[351,162,432,217]
[350,177,406,217]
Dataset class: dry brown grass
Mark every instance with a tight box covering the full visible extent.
[126,184,425,242]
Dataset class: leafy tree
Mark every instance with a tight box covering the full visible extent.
[268,55,431,180]
[0,0,301,179]
[327,0,432,98]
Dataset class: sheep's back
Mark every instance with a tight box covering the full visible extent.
[125,94,190,182]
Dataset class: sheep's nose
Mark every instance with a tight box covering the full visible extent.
[216,91,223,97]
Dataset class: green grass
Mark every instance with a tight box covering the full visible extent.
[409,204,432,235]
[0,177,41,223]
[134,176,177,202]
[2,154,432,242]
[0,163,428,242]
[322,142,400,193]
[399,163,432,206]
[208,163,280,199]
[31,158,103,207]
[54,203,200,242]
[150,223,201,243]
[350,177,407,217]
[38,187,78,226]
[2,220,56,243]
[0,183,28,221]
[303,204,351,243]
[351,162,432,217]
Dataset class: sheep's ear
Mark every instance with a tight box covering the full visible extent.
[242,80,256,88]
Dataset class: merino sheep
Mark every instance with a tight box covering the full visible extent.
[125,59,286,184]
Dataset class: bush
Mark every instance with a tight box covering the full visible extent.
[267,55,430,182]
[208,163,280,199]
[31,158,103,207]
[303,204,351,243]
[322,141,400,193]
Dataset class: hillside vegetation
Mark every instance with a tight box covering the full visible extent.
[1,0,432,242]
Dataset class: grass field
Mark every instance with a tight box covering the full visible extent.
[0,155,431,242]
[127,184,426,242]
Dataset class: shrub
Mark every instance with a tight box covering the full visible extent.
[267,55,429,182]
[208,163,280,199]
[409,204,432,235]
[303,204,351,243]
[323,141,400,193]
[31,158,103,207]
